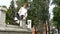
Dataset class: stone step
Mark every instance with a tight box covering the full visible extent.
[6,25,31,30]
[6,25,19,28]
[0,27,32,34]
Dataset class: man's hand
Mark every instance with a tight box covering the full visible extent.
[23,13,27,19]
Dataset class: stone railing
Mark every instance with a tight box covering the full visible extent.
[0,7,32,34]
[14,17,32,29]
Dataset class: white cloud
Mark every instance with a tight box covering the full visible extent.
[49,5,55,20]
[0,0,12,8]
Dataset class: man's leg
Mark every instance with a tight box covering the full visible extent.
[19,15,24,27]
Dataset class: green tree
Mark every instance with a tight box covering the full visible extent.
[53,7,60,34]
[53,0,60,6]
[27,0,49,34]
[53,0,60,34]
[10,0,15,19]
[6,0,16,25]
[27,0,49,25]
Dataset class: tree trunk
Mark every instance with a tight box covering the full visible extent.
[45,20,50,34]
[48,22,50,34]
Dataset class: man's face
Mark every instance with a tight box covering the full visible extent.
[23,4,28,8]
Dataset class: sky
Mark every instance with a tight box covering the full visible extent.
[49,0,55,20]
[0,0,12,8]
[0,0,55,20]
[49,5,55,20]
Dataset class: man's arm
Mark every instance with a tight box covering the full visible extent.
[18,7,22,14]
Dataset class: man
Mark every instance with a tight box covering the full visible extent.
[18,3,28,20]
[18,3,28,27]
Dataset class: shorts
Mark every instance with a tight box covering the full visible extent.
[20,15,24,20]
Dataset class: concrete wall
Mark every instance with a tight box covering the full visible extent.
[0,31,31,34]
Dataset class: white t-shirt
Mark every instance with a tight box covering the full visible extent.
[18,7,27,16]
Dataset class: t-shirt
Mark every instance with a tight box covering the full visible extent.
[19,7,27,16]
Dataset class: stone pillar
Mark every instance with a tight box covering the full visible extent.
[20,19,26,28]
[0,7,7,27]
[27,20,32,29]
